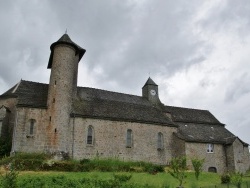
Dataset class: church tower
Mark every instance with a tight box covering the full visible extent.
[47,34,85,155]
[142,77,161,106]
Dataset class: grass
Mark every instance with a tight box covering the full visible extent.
[1,171,247,188]
[14,171,250,187]
[0,154,250,187]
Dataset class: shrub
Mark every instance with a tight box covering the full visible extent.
[231,172,243,188]
[168,157,187,187]
[221,173,230,184]
[113,173,132,183]
[191,158,204,180]
[1,163,18,188]
[79,158,90,164]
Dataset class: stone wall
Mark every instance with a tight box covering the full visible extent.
[13,107,48,153]
[172,135,186,157]
[71,117,177,164]
[232,138,250,173]
[0,98,17,149]
[185,142,227,174]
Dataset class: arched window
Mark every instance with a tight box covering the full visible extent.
[29,119,35,135]
[87,126,94,145]
[157,132,164,150]
[126,129,133,148]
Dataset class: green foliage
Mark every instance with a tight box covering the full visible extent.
[16,174,153,188]
[191,158,204,180]
[231,172,243,188]
[113,173,132,182]
[220,173,231,184]
[0,163,18,188]
[0,153,50,171]
[0,137,11,158]
[168,157,187,187]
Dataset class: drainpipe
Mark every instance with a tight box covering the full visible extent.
[71,113,75,158]
[223,144,228,172]
[11,107,18,155]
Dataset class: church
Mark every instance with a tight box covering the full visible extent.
[0,34,249,174]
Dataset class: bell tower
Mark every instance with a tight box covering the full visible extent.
[142,77,161,106]
[46,34,85,155]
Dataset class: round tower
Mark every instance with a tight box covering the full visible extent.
[46,34,85,155]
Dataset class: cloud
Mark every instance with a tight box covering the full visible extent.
[0,0,250,144]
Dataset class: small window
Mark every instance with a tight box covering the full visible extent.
[208,167,217,173]
[87,126,94,145]
[29,119,35,135]
[207,143,214,153]
[126,129,133,148]
[0,121,2,137]
[157,132,164,150]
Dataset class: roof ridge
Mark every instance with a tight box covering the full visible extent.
[77,86,143,99]
[20,79,48,85]
[165,105,209,112]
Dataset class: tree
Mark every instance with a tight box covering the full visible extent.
[168,157,187,188]
[191,158,204,180]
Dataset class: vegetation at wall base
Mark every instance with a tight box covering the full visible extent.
[0,153,250,187]
[0,153,164,173]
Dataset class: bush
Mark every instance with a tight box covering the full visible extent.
[1,163,18,188]
[42,160,82,172]
[231,172,243,188]
[191,158,204,180]
[0,153,50,171]
[221,173,230,184]
[168,157,187,187]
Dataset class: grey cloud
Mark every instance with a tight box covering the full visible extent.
[225,73,250,102]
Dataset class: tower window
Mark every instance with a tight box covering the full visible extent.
[87,126,94,145]
[126,129,133,148]
[53,98,55,103]
[157,132,164,150]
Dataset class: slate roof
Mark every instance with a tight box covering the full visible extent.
[73,87,175,126]
[164,105,249,145]
[142,77,158,87]
[48,34,86,68]
[164,105,222,125]
[0,80,48,108]
[0,81,175,126]
[174,123,235,144]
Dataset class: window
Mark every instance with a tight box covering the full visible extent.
[157,132,164,150]
[26,119,36,138]
[87,126,94,145]
[207,143,214,153]
[126,129,133,148]
[0,121,2,137]
[29,119,35,136]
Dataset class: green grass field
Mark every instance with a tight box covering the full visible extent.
[6,171,249,188]
[0,154,250,187]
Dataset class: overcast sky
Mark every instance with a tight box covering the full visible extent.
[0,0,249,145]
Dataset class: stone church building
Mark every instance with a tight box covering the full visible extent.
[0,34,249,174]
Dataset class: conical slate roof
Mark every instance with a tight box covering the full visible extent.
[47,34,86,68]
